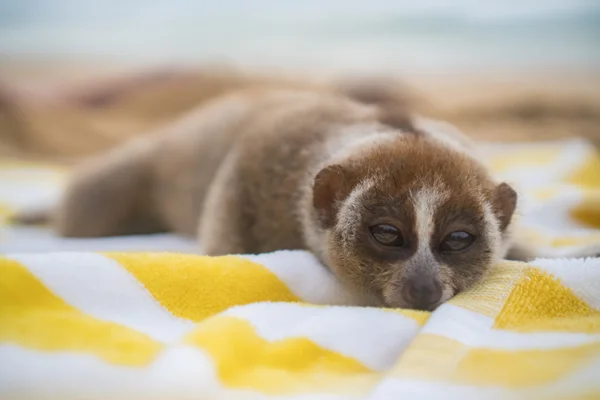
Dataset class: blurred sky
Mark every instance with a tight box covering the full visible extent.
[1,0,599,73]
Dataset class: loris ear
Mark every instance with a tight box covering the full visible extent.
[492,182,518,231]
[313,164,356,228]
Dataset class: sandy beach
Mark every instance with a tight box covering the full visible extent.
[1,60,598,162]
[410,71,600,144]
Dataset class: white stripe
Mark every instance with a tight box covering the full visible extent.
[369,378,511,400]
[421,304,600,350]
[222,302,421,371]
[0,345,367,400]
[0,345,218,400]
[0,180,62,209]
[7,253,196,343]
[368,357,600,400]
[481,138,593,188]
[243,250,358,305]
[535,244,600,259]
[520,189,594,234]
[0,228,200,253]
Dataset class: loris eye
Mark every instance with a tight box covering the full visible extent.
[440,231,475,252]
[370,224,405,247]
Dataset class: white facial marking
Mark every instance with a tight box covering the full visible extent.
[412,185,450,255]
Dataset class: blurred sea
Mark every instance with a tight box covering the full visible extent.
[0,0,599,73]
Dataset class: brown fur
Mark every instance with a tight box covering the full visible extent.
[311,136,516,309]
[15,86,519,310]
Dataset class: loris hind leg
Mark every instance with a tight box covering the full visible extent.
[53,140,165,237]
[198,153,250,255]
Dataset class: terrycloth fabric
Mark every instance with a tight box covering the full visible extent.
[477,139,600,258]
[1,138,600,399]
[1,252,600,399]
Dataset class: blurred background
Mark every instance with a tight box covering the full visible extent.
[0,0,599,160]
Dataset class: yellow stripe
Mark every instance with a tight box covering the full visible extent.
[282,302,430,326]
[517,228,600,250]
[532,186,562,201]
[449,261,527,319]
[392,333,600,388]
[0,257,162,366]
[570,189,600,229]
[550,391,600,400]
[494,267,600,333]
[185,315,379,395]
[0,202,13,224]
[567,149,600,188]
[550,234,600,249]
[567,149,600,228]
[107,253,300,322]
[488,147,561,173]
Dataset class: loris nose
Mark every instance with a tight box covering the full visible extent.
[401,275,442,310]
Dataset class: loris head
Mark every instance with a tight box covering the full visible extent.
[312,135,517,310]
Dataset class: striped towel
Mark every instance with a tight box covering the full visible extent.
[1,138,600,399]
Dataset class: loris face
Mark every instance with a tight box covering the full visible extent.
[313,136,517,311]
